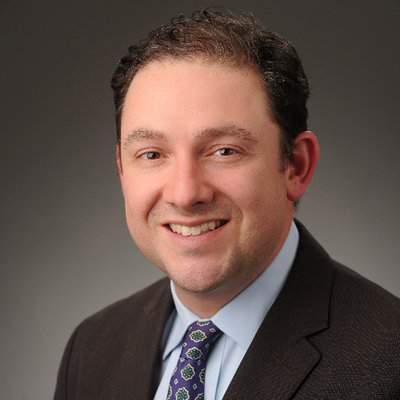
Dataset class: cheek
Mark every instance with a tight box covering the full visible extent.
[121,172,161,222]
[121,171,170,261]
[122,181,158,257]
[220,164,285,212]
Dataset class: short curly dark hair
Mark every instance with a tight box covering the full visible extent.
[111,8,310,164]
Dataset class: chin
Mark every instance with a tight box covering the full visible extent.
[166,263,232,295]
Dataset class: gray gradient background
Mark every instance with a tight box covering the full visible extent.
[1,0,399,399]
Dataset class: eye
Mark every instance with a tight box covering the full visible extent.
[139,151,161,160]
[214,148,238,156]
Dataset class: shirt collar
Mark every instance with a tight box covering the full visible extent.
[161,284,199,360]
[162,221,299,359]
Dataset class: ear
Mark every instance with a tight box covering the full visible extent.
[286,131,319,202]
[116,144,123,177]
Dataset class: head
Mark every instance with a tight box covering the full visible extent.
[111,9,318,315]
[111,8,310,168]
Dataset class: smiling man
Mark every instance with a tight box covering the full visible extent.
[54,9,400,400]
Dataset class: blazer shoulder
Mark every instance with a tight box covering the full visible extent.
[54,278,172,399]
[296,220,400,327]
[78,277,170,332]
[324,259,400,355]
[332,260,400,317]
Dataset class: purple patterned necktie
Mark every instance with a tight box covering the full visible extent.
[167,320,222,400]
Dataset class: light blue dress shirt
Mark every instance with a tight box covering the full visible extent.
[153,221,299,400]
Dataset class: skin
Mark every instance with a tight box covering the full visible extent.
[117,60,319,318]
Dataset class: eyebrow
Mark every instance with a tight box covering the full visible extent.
[195,126,258,142]
[123,129,167,149]
[123,125,258,149]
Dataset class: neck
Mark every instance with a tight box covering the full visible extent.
[175,282,248,319]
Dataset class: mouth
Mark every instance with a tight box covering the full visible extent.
[166,220,228,237]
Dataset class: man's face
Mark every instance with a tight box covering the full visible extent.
[118,61,293,301]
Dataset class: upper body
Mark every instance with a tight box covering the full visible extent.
[55,8,400,399]
[54,221,400,399]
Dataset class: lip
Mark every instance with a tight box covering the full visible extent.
[162,218,228,227]
[161,219,231,250]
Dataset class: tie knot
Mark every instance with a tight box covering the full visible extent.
[181,320,222,361]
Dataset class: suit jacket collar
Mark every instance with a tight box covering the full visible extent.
[222,220,334,399]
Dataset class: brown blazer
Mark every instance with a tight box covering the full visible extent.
[54,222,400,399]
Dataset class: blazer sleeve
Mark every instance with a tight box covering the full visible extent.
[53,326,80,400]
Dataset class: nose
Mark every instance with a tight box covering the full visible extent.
[162,156,214,211]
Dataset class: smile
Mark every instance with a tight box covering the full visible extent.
[168,220,227,236]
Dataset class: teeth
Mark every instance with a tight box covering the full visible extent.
[200,223,209,232]
[192,226,201,235]
[208,221,216,230]
[169,220,224,236]
[181,226,191,236]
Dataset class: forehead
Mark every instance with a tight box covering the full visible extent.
[120,60,276,143]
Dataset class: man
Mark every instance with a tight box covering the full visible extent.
[54,9,400,400]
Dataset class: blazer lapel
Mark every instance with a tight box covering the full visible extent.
[223,223,334,400]
[115,278,174,400]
